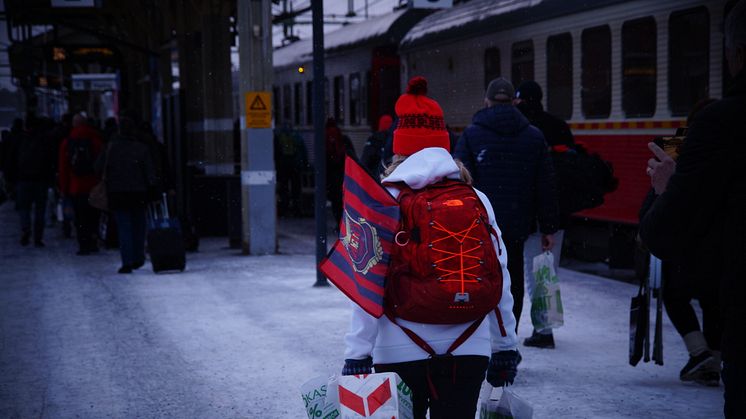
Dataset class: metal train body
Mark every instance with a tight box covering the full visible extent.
[273,0,729,226]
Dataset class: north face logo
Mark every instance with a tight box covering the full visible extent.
[338,377,392,417]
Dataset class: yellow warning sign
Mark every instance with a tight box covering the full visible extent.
[245,91,272,128]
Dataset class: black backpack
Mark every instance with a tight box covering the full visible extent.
[552,145,618,215]
[68,138,95,176]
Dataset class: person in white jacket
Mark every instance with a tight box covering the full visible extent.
[341,77,520,419]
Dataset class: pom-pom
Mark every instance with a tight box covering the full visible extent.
[406,76,428,95]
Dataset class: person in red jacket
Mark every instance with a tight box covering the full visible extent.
[58,114,104,255]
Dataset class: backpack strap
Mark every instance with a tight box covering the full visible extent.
[385,312,486,357]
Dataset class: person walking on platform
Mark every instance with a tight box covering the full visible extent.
[360,114,393,179]
[513,80,573,348]
[454,77,559,333]
[641,2,746,416]
[7,116,56,247]
[101,111,155,274]
[59,114,104,255]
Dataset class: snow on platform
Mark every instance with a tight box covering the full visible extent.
[0,204,723,418]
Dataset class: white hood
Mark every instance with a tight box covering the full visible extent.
[381,147,460,190]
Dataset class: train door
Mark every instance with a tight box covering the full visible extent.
[369,46,400,130]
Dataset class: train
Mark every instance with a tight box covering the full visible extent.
[272,0,733,265]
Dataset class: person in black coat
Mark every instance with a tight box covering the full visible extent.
[101,112,155,274]
[513,80,574,348]
[454,77,559,332]
[640,3,746,416]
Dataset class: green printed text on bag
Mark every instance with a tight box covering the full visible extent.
[529,251,564,331]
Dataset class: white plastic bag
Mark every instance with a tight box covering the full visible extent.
[479,385,533,419]
[530,251,564,330]
[300,376,340,419]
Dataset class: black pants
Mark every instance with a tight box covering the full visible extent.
[15,180,48,241]
[375,355,488,419]
[661,262,721,350]
[71,194,99,252]
[505,239,525,332]
[723,360,745,418]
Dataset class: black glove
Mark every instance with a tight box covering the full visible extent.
[342,356,373,376]
[487,350,521,387]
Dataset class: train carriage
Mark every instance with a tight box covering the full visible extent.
[399,0,730,226]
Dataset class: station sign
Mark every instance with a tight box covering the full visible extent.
[411,0,453,9]
[51,0,96,7]
[71,73,118,91]
[244,91,272,129]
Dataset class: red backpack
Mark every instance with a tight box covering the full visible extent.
[385,180,504,325]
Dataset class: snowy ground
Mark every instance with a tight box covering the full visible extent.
[0,204,723,418]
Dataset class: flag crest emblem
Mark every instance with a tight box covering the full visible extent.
[342,212,383,276]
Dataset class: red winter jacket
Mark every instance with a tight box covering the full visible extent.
[58,125,104,196]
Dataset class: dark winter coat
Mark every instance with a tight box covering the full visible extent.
[454,104,559,243]
[360,130,387,177]
[640,70,746,364]
[102,134,155,210]
[10,129,55,184]
[516,101,574,147]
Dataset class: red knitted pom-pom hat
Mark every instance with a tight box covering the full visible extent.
[393,76,451,156]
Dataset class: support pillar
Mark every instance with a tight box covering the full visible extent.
[238,0,276,255]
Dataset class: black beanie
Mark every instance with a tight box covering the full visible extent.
[515,80,543,103]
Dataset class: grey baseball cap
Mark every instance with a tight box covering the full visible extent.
[485,77,515,102]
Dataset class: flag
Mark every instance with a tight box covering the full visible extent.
[320,155,400,318]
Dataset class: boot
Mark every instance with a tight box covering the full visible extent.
[680,331,712,381]
[523,329,555,349]
[694,351,721,387]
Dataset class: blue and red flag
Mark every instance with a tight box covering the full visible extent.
[320,155,400,318]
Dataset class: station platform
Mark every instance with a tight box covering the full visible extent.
[0,203,722,418]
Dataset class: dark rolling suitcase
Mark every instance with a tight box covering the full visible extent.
[147,194,186,273]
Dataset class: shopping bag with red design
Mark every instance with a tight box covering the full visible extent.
[326,372,413,419]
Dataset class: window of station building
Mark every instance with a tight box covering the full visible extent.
[622,17,657,118]
[294,83,302,125]
[669,7,710,116]
[511,41,534,87]
[349,73,361,125]
[546,33,573,120]
[484,47,501,89]
[273,86,280,123]
[306,81,313,125]
[581,25,612,118]
[333,76,345,124]
[282,85,291,121]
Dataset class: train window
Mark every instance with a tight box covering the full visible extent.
[511,40,534,87]
[581,25,612,118]
[546,33,573,120]
[334,76,345,124]
[273,86,280,123]
[282,85,291,121]
[349,73,361,125]
[484,48,501,89]
[306,81,313,125]
[669,7,710,116]
[294,83,302,126]
[622,17,657,118]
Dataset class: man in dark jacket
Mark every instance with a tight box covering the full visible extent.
[454,77,559,332]
[513,80,574,348]
[9,116,56,247]
[641,2,746,416]
[59,114,104,254]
